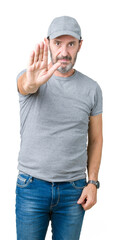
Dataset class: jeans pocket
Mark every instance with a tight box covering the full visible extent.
[16,173,33,188]
[69,178,87,190]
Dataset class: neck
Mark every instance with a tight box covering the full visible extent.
[53,68,75,78]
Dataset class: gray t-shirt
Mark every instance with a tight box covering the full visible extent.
[16,69,103,182]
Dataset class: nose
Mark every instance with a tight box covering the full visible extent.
[60,46,68,56]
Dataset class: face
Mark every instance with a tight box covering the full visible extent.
[48,35,82,74]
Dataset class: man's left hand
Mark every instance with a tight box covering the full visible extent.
[77,184,97,210]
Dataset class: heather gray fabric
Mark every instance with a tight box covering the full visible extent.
[16,69,103,182]
[47,16,82,40]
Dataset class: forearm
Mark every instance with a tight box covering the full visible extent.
[87,139,103,181]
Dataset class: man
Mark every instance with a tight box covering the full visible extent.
[15,16,103,240]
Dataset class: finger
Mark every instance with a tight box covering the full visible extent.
[34,44,40,63]
[44,37,49,47]
[28,50,35,66]
[44,37,49,45]
[38,41,44,62]
[48,62,53,70]
[81,200,93,211]
[43,41,48,65]
[82,196,97,210]
[77,195,87,204]
[46,62,61,78]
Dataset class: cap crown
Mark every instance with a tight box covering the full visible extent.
[47,16,82,40]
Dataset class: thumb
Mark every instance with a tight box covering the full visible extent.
[48,62,53,70]
[47,62,61,78]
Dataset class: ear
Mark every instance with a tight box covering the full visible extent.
[47,38,50,46]
[78,40,83,52]
[44,37,49,46]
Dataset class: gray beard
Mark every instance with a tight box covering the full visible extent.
[49,50,78,74]
[57,63,73,73]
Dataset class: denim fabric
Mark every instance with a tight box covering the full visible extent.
[15,173,87,240]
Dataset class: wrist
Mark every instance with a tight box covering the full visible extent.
[24,81,39,94]
[87,180,100,189]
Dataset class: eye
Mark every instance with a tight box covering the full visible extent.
[55,41,60,46]
[69,42,74,47]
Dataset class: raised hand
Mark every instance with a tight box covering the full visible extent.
[25,38,61,92]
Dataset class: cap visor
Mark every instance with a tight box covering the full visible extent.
[48,30,81,40]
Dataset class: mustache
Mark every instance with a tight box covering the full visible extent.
[56,56,72,61]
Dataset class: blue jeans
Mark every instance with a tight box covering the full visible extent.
[15,173,87,240]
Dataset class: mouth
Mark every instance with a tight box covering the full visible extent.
[58,59,70,64]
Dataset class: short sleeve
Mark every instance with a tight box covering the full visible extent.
[90,82,103,116]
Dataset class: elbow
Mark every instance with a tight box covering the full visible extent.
[88,135,103,146]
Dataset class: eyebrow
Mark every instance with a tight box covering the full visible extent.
[54,39,62,43]
[53,39,76,44]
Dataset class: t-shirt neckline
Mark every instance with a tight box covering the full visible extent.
[52,69,77,81]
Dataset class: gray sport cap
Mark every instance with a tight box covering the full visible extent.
[47,16,82,40]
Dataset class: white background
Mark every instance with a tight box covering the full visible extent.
[0,0,118,239]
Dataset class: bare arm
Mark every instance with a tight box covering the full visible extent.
[87,113,103,181]
[77,113,103,210]
[17,39,61,95]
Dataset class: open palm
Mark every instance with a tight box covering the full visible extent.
[26,38,61,90]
